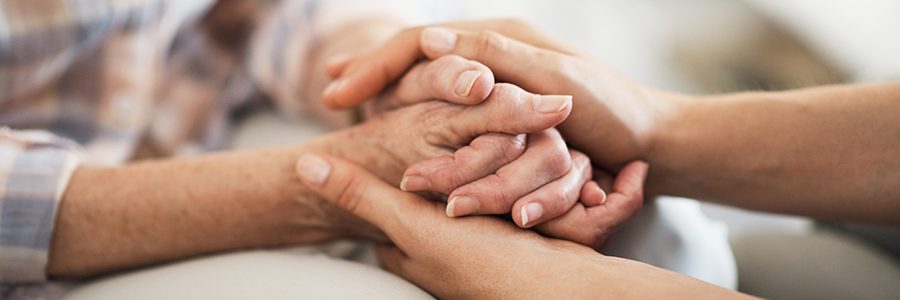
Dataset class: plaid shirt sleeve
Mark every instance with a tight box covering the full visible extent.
[0,128,81,284]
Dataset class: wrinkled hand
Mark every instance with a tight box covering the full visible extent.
[309,56,587,238]
[324,19,665,172]
[333,54,633,236]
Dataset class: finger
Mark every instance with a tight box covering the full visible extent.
[295,153,443,238]
[511,150,594,228]
[325,52,354,79]
[322,19,582,109]
[322,29,423,109]
[418,27,574,97]
[443,83,572,142]
[594,167,616,192]
[386,55,495,107]
[401,133,526,193]
[599,160,649,226]
[445,129,571,217]
[533,160,648,249]
[579,180,608,207]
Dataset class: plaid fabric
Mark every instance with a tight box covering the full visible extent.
[0,0,318,294]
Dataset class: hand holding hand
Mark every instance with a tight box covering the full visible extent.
[297,154,744,300]
[324,19,671,171]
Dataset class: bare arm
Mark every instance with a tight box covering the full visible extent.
[47,135,376,278]
[646,83,900,224]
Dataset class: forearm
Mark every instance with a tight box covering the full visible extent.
[580,256,756,299]
[521,241,756,299]
[645,82,900,223]
[47,134,379,278]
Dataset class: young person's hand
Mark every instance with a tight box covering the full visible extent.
[297,154,753,300]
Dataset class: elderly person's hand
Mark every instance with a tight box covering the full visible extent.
[329,53,645,247]
[311,55,608,239]
[322,20,655,248]
[296,154,749,300]
[323,19,666,174]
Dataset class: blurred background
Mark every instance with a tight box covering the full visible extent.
[231,0,900,299]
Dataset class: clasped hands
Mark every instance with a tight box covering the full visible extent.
[297,19,653,298]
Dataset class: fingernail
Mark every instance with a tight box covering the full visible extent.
[598,188,608,205]
[532,95,572,114]
[455,70,482,97]
[400,176,431,191]
[297,154,331,186]
[446,196,480,217]
[323,78,347,96]
[421,27,457,55]
[521,203,544,227]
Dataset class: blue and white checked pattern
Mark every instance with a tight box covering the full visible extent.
[0,129,81,283]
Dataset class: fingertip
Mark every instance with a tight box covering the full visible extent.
[296,154,332,187]
[322,78,351,110]
[400,176,432,192]
[532,94,572,114]
[520,202,544,228]
[618,160,650,190]
[598,186,608,205]
[446,195,480,217]
[636,161,650,179]
[464,67,494,104]
[454,70,482,98]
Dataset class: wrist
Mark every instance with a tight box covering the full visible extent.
[640,87,698,159]
[640,88,706,198]
[279,132,393,242]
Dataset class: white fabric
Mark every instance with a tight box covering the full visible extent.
[63,245,434,300]
[606,197,737,289]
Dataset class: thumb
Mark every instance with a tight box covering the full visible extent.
[295,153,435,236]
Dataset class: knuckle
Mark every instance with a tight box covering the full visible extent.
[570,151,592,170]
[481,175,516,212]
[543,190,570,209]
[333,175,365,215]
[544,146,572,178]
[474,30,509,58]
[499,135,527,162]
[486,83,522,128]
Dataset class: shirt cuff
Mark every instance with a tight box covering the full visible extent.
[0,127,82,283]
